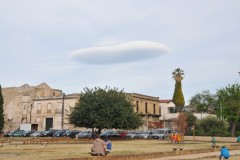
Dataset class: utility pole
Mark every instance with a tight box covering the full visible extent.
[62,93,65,130]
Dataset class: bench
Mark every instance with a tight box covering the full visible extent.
[172,147,184,151]
[212,145,220,149]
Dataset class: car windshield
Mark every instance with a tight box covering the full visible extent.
[157,130,165,134]
[141,131,150,134]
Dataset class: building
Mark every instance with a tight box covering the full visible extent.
[159,99,216,131]
[2,83,161,131]
[130,93,161,130]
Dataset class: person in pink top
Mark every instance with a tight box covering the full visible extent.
[91,134,106,156]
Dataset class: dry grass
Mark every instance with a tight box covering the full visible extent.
[0,138,236,160]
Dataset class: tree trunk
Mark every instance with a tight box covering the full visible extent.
[231,121,236,136]
[97,128,101,134]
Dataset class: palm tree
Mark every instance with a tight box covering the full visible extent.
[172,68,185,108]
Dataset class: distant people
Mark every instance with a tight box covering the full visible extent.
[211,135,216,147]
[91,134,106,156]
[170,133,174,143]
[219,146,230,160]
[237,136,240,142]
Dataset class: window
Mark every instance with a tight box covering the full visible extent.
[37,103,41,113]
[169,107,177,113]
[136,101,139,112]
[145,102,148,114]
[47,103,52,113]
[153,104,156,114]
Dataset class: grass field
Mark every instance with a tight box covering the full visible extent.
[0,138,238,160]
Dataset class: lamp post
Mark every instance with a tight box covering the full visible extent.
[62,93,65,130]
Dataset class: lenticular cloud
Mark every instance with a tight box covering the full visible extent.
[70,41,170,65]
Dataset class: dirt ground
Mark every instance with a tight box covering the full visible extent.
[0,138,238,160]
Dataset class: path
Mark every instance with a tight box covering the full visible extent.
[145,150,240,160]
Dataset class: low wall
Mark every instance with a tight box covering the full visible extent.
[184,136,237,143]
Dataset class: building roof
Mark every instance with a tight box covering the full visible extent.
[159,99,172,103]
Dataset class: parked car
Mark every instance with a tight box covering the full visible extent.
[138,130,154,139]
[111,131,127,138]
[152,128,172,139]
[63,130,80,138]
[30,131,44,137]
[126,131,139,138]
[100,130,116,139]
[11,130,26,137]
[78,130,93,138]
[53,130,69,137]
[23,130,36,137]
[43,129,59,137]
[4,131,15,137]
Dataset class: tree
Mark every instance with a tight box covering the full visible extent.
[0,85,4,133]
[69,87,143,133]
[216,83,240,136]
[198,116,229,136]
[185,111,197,135]
[173,112,188,134]
[189,90,217,114]
[172,68,185,108]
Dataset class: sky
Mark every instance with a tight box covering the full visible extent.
[1,0,240,104]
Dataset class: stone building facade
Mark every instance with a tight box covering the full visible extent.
[2,83,161,131]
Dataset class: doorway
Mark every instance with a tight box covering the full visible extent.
[45,118,53,130]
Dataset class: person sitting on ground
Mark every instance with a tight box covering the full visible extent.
[91,134,106,156]
[219,146,230,160]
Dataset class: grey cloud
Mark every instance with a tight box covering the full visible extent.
[70,41,170,65]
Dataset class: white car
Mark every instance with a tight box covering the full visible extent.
[138,131,153,139]
[126,131,139,138]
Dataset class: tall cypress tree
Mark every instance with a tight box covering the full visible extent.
[172,68,185,107]
[0,85,4,133]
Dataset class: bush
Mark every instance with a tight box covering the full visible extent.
[235,131,240,136]
[224,131,232,137]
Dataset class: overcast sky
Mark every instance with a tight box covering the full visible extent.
[1,0,240,104]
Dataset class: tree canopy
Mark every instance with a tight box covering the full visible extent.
[172,68,185,107]
[189,90,217,114]
[69,87,143,133]
[216,83,240,136]
[0,85,4,133]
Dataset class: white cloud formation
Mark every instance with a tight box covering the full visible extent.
[70,41,170,65]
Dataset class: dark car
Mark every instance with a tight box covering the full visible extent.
[63,130,80,138]
[100,130,116,139]
[53,130,69,137]
[43,129,59,137]
[11,130,26,137]
[23,130,36,137]
[77,130,93,138]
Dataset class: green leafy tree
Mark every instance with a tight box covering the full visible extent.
[216,83,240,136]
[172,68,185,108]
[69,87,143,133]
[185,111,197,135]
[0,85,4,133]
[198,116,228,136]
[189,90,217,114]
